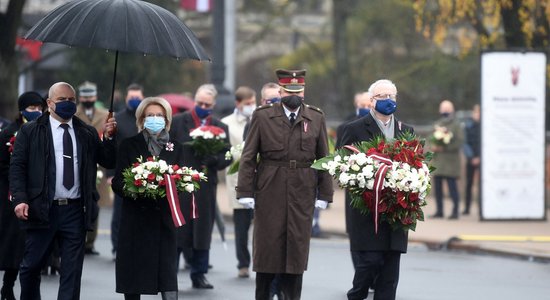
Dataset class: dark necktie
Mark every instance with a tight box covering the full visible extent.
[289,112,296,125]
[60,124,74,190]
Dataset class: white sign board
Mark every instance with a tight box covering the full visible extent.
[481,51,546,219]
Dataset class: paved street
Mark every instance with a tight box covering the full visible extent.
[4,207,550,300]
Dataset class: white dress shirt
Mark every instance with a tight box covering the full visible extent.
[283,105,300,121]
[49,116,81,199]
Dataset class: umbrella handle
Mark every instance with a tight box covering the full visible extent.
[106,111,117,136]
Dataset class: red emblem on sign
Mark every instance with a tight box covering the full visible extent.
[511,66,520,86]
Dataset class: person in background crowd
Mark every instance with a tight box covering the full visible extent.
[237,69,333,300]
[338,79,412,300]
[0,117,10,132]
[242,82,280,139]
[431,99,464,220]
[112,97,181,300]
[170,84,232,289]
[75,81,110,256]
[110,83,145,258]
[221,86,257,279]
[9,82,117,300]
[0,92,44,300]
[463,104,481,215]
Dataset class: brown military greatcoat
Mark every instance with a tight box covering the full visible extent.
[236,102,333,274]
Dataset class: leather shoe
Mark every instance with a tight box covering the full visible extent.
[448,214,458,220]
[430,213,443,218]
[238,268,249,278]
[85,248,100,255]
[192,275,213,289]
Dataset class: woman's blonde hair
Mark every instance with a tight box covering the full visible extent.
[135,97,173,132]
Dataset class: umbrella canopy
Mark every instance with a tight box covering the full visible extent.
[25,0,210,60]
[25,0,210,112]
[158,93,194,114]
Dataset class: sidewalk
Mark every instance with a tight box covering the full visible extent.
[216,183,550,262]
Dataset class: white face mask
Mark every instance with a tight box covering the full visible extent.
[241,104,256,117]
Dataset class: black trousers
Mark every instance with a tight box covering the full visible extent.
[256,272,303,300]
[434,176,460,216]
[464,161,479,213]
[111,194,123,254]
[233,209,253,269]
[20,203,85,300]
[347,251,401,300]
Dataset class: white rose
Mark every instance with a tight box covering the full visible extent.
[184,184,195,193]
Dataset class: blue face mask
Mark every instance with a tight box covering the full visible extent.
[266,97,280,104]
[22,110,42,121]
[357,108,370,117]
[128,97,142,111]
[440,112,451,118]
[374,99,397,116]
[195,106,213,119]
[143,116,166,134]
[54,101,77,120]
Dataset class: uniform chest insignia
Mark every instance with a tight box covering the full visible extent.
[304,121,308,133]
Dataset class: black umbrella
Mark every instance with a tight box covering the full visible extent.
[25,0,210,113]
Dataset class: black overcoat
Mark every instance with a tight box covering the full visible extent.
[112,132,184,294]
[9,113,116,230]
[338,114,413,253]
[169,111,231,250]
[0,120,25,269]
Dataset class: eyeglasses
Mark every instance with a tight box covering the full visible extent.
[55,97,76,102]
[196,101,213,109]
[372,94,397,100]
[145,113,165,118]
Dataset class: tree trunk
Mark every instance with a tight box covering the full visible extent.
[332,0,357,119]
[500,0,527,48]
[0,0,26,119]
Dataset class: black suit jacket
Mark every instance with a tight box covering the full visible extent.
[9,113,116,230]
[169,111,231,249]
[338,114,413,252]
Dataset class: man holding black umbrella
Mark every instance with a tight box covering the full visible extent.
[10,82,117,300]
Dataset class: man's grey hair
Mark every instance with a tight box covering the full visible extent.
[367,79,397,94]
[195,84,218,100]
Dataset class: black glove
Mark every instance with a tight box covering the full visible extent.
[201,155,218,168]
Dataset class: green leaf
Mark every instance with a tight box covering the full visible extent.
[310,157,334,170]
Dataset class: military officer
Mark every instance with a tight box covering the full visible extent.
[236,69,334,300]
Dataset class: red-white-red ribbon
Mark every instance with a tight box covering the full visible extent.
[191,193,199,219]
[344,145,392,234]
[164,174,186,227]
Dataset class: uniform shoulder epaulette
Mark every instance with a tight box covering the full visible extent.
[256,103,275,111]
[305,104,324,114]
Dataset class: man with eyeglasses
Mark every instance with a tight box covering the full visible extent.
[9,82,117,300]
[170,84,232,289]
[236,69,333,299]
[338,79,413,300]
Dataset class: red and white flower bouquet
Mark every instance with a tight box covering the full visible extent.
[186,125,228,157]
[6,132,16,155]
[122,156,207,199]
[311,132,434,232]
[121,156,208,227]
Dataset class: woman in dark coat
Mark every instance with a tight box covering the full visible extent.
[112,97,184,300]
[0,92,44,300]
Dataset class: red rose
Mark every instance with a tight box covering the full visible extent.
[401,216,413,225]
[409,193,419,202]
[172,164,180,171]
[133,162,140,167]
[134,179,142,187]
[158,179,166,186]
[192,173,200,181]
[147,157,154,162]
[173,174,181,180]
[147,173,156,182]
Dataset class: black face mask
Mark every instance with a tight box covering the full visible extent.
[81,101,95,109]
[281,95,303,110]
